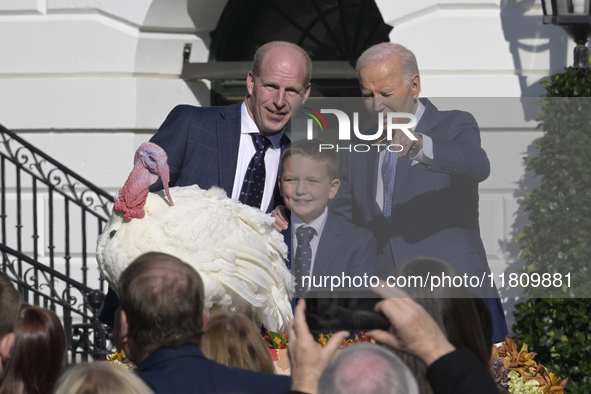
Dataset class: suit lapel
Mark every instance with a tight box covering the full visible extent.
[217,104,242,197]
[280,133,290,151]
[415,98,439,136]
[268,133,292,213]
[313,212,342,276]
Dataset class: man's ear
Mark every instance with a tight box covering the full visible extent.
[278,176,284,197]
[112,307,126,350]
[410,74,421,98]
[246,71,255,97]
[303,83,311,99]
[0,333,15,361]
[119,309,129,342]
[202,307,208,332]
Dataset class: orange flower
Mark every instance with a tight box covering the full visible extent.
[539,370,568,393]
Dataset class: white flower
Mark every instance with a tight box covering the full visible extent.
[507,371,543,394]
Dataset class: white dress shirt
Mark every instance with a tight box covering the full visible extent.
[231,102,284,211]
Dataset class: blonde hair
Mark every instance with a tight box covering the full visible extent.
[279,138,339,180]
[201,311,275,374]
[54,362,155,394]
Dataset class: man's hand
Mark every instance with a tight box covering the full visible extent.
[367,285,454,366]
[271,205,290,232]
[392,130,423,159]
[288,299,349,394]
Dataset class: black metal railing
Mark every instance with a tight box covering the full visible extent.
[0,124,115,363]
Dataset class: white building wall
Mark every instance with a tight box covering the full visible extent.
[0,0,578,326]
[0,0,223,190]
[376,0,573,97]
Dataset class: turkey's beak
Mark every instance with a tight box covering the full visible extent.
[158,162,174,206]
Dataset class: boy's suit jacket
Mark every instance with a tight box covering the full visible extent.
[284,210,377,279]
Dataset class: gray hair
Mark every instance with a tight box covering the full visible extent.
[356,43,419,86]
[318,343,419,394]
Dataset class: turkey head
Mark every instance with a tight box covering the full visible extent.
[114,142,174,221]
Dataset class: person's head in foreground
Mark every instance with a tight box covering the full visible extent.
[397,256,491,364]
[279,139,340,224]
[395,257,491,394]
[54,361,155,394]
[117,251,205,365]
[0,305,66,394]
[201,311,275,374]
[317,343,418,394]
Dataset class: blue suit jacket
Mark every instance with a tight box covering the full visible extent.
[331,98,508,341]
[136,345,290,394]
[149,103,290,213]
[314,211,377,279]
[284,211,377,293]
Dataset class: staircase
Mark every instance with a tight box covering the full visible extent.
[0,124,115,363]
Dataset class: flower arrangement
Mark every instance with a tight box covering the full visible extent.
[492,336,568,394]
[317,332,375,348]
[263,331,290,374]
[263,330,375,375]
[263,330,375,349]
[264,331,289,349]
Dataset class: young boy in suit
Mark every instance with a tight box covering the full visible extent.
[277,139,377,296]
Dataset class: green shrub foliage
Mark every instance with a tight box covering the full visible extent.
[513,67,591,393]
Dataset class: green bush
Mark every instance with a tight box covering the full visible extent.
[513,67,591,393]
[512,298,591,392]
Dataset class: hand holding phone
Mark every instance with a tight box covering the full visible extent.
[304,289,391,333]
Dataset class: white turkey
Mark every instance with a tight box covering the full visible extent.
[96,142,294,332]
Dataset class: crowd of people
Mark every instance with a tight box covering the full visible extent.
[1,39,508,393]
[2,253,500,394]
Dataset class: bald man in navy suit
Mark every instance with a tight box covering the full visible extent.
[98,41,311,326]
[149,41,312,213]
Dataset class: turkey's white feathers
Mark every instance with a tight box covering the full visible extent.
[96,185,294,332]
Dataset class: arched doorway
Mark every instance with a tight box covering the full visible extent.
[208,0,392,104]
